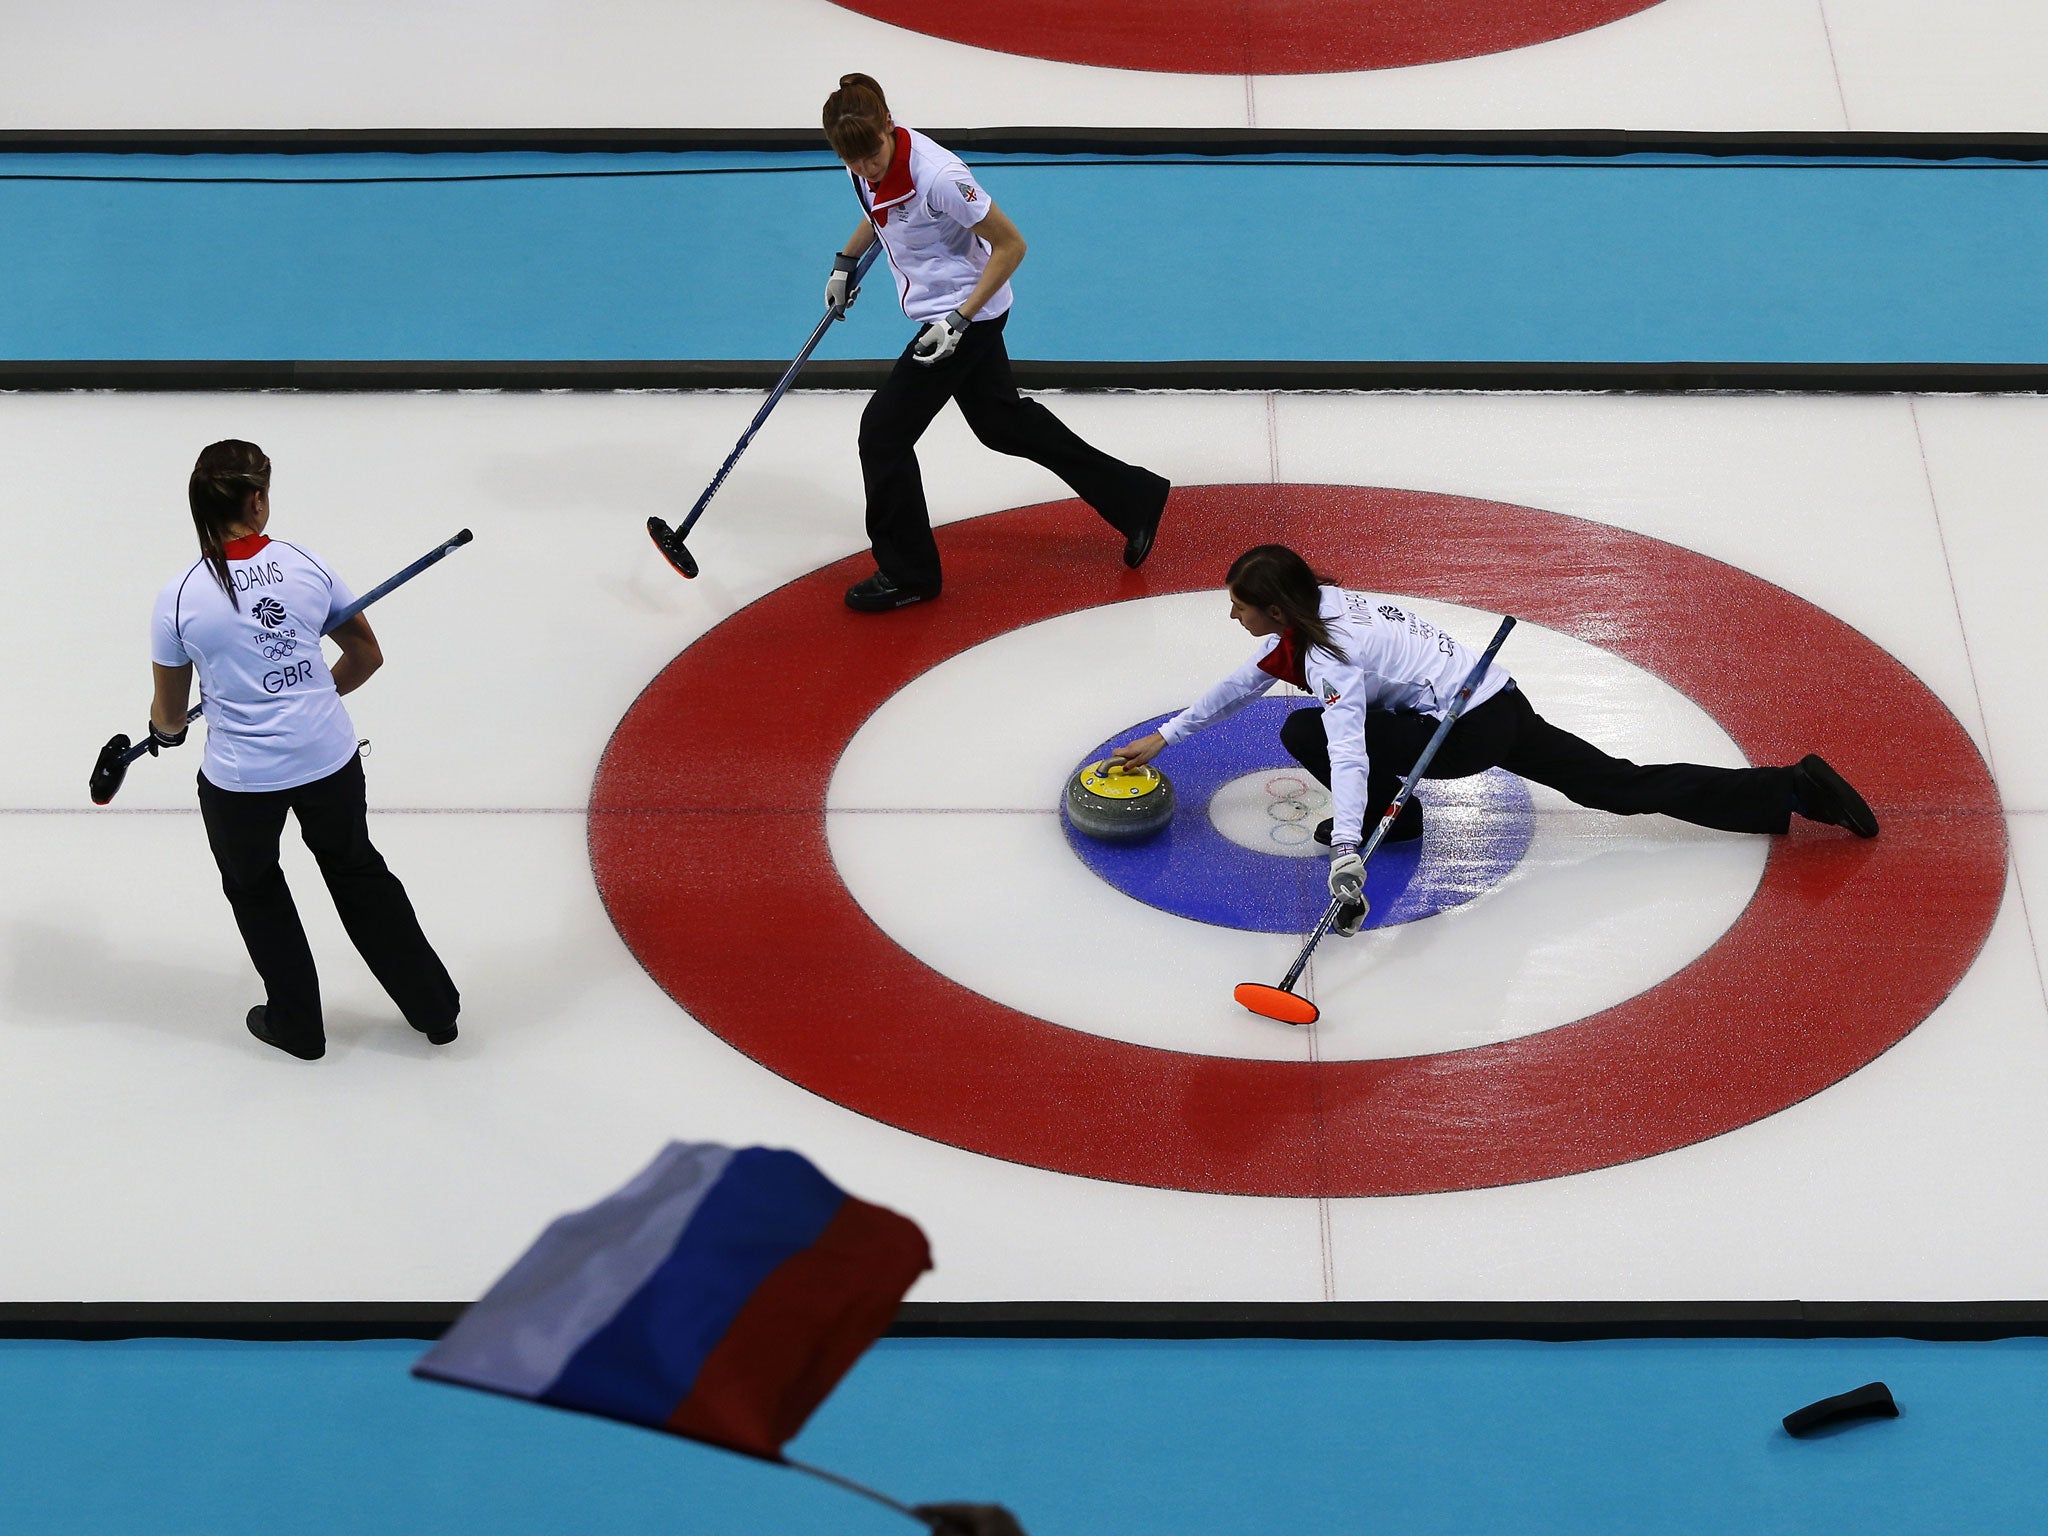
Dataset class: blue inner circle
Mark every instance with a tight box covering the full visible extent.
[1063,698,1535,933]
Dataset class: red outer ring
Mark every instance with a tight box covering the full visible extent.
[589,486,2006,1196]
[827,0,1668,75]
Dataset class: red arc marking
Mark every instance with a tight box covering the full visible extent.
[590,485,2005,1196]
[828,0,1668,74]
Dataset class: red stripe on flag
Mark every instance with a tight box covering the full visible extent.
[664,1196,931,1459]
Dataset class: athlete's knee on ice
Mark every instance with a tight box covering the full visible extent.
[1279,707,1325,756]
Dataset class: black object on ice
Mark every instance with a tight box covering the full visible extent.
[1783,1382,1899,1437]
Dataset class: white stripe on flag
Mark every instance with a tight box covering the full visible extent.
[416,1141,737,1398]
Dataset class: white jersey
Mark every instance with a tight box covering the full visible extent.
[150,535,362,793]
[853,127,1014,325]
[1160,587,1513,848]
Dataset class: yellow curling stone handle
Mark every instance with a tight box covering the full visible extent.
[1078,759,1163,799]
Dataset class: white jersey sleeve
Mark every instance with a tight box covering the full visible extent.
[1301,644,1374,849]
[151,570,197,667]
[924,162,993,231]
[1158,639,1282,744]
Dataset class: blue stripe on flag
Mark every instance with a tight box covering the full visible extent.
[539,1147,847,1429]
[412,1142,736,1399]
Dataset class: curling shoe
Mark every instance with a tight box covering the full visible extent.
[1791,754,1879,838]
[845,571,940,613]
[1315,808,1423,847]
[412,1017,459,1046]
[1122,473,1172,570]
[246,1005,325,1061]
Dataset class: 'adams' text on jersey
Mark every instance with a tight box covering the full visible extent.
[231,560,284,592]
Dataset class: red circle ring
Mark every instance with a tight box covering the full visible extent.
[589,485,2006,1196]
[828,0,1669,74]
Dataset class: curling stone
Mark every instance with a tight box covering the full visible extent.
[1064,759,1175,842]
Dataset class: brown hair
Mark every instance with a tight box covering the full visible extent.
[1226,544,1348,665]
[188,439,272,603]
[823,73,891,162]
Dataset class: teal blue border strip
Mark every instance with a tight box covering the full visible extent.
[6,1336,2047,1536]
[2,153,2044,364]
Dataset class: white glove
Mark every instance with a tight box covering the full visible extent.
[1328,850,1368,937]
[912,309,968,365]
[825,253,861,312]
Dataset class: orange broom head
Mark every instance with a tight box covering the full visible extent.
[1234,983,1318,1026]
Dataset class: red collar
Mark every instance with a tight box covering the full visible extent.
[1256,630,1306,689]
[221,534,270,560]
[862,127,916,226]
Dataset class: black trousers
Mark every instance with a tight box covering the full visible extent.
[1279,686,1796,841]
[197,752,458,1048]
[859,311,1168,589]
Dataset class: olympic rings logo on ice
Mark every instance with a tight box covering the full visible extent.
[1265,778,1318,826]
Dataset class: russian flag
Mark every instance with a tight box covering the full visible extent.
[413,1142,932,1461]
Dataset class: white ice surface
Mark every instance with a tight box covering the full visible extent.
[1,0,2044,133]
[3,388,2044,1303]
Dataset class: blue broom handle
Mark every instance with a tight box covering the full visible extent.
[326,527,473,630]
[673,241,882,541]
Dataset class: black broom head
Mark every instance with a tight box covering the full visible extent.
[647,517,700,579]
[89,734,134,805]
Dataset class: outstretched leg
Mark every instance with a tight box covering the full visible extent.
[952,315,1169,547]
[1496,691,1796,833]
[1287,688,1871,843]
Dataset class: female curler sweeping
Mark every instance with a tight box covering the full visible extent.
[145,440,459,1060]
[821,72,1171,612]
[1111,544,1879,935]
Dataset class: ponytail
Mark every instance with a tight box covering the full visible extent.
[188,439,272,605]
[1226,545,1349,665]
[823,72,892,161]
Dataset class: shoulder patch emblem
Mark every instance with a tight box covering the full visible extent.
[1320,680,1341,704]
[956,180,979,202]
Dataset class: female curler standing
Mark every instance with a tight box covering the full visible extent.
[1112,544,1879,935]
[146,440,459,1060]
[821,72,1172,612]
